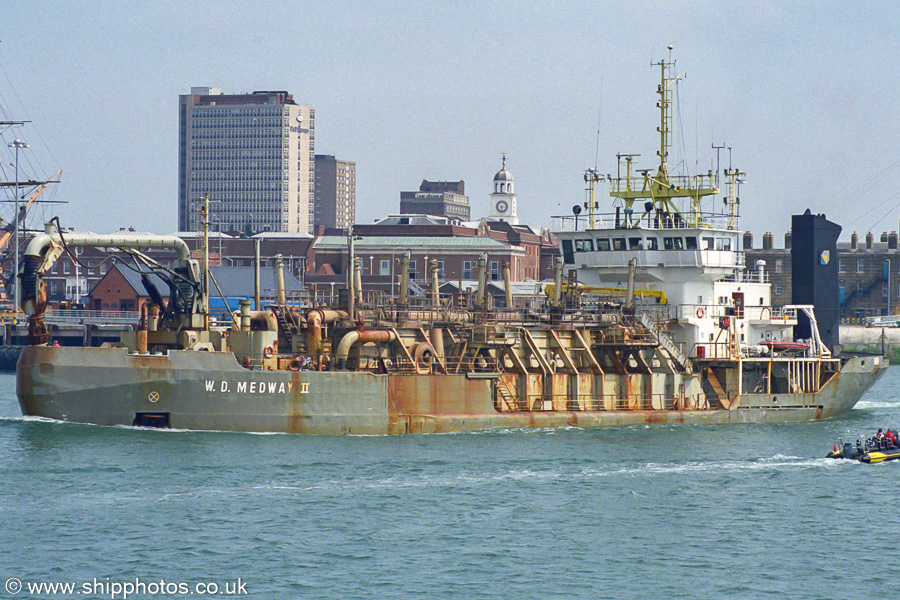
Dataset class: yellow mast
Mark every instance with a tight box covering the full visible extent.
[724,167,744,231]
[607,46,719,229]
[200,194,211,331]
[583,169,604,229]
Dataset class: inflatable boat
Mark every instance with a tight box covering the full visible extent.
[827,436,900,464]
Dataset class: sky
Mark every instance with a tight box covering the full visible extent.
[1,1,898,243]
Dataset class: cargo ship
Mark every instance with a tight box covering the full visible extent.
[15,51,886,434]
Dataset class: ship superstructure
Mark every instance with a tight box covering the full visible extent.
[554,49,811,361]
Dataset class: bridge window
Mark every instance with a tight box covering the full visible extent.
[574,239,593,252]
[664,237,674,250]
[628,237,643,250]
[597,238,610,251]
[703,237,714,250]
[646,238,658,250]
[685,237,698,250]
[612,239,626,251]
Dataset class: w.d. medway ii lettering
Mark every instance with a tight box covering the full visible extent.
[204,380,308,395]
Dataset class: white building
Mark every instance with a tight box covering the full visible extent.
[178,88,315,234]
[487,154,518,225]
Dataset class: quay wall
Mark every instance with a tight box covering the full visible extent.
[841,325,900,361]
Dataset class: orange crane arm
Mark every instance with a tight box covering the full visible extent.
[0,169,62,251]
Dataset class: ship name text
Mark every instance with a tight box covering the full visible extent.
[204,380,310,395]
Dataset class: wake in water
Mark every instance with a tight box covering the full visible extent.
[855,400,900,410]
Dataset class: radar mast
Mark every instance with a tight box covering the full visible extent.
[607,46,720,229]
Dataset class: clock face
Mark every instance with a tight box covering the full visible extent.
[496,200,509,214]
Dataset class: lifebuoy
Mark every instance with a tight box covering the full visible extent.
[696,307,705,319]
[263,345,275,358]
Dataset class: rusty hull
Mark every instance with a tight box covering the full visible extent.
[16,346,888,435]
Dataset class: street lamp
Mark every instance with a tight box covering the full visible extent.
[8,139,28,320]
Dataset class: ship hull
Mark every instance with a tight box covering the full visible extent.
[17,346,887,435]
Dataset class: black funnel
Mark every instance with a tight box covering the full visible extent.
[791,210,841,350]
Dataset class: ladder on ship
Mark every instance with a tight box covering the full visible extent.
[640,312,693,373]
[271,305,296,349]
[494,378,520,412]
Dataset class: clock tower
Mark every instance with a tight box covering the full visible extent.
[488,153,518,225]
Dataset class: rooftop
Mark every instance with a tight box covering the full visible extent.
[313,236,510,250]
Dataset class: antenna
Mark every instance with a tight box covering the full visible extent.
[594,78,603,170]
[711,143,724,175]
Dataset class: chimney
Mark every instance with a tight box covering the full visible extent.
[890,231,899,250]
[851,231,858,250]
[866,231,874,250]
[881,231,889,243]
[743,231,753,250]
[784,229,792,250]
[762,232,774,250]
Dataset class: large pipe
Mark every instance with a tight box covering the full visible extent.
[429,327,445,361]
[249,311,278,332]
[254,238,261,310]
[239,299,252,331]
[147,303,160,332]
[624,257,637,312]
[348,230,356,317]
[135,330,148,354]
[430,258,439,307]
[335,329,397,370]
[399,250,410,305]
[354,257,363,306]
[475,252,488,307]
[26,223,192,265]
[552,257,563,308]
[274,254,286,304]
[22,225,197,318]
[306,308,347,356]
[502,261,513,309]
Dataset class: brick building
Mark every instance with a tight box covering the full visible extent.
[744,228,900,320]
[87,264,304,313]
[315,215,554,284]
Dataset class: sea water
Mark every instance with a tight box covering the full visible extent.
[1,368,899,599]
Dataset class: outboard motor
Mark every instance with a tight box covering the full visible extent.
[843,442,856,459]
